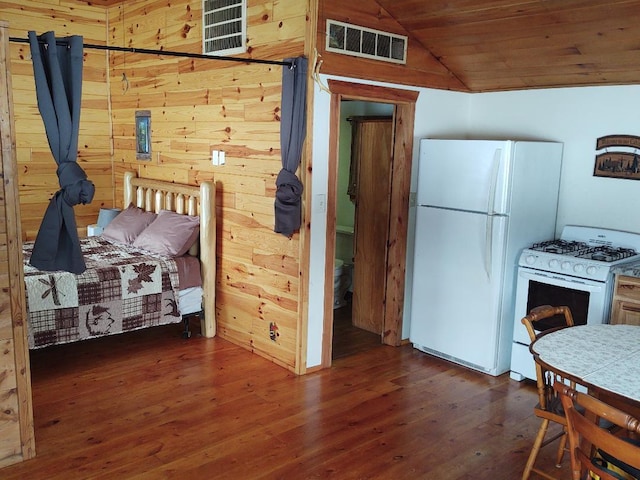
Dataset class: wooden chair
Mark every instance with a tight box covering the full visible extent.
[554,381,640,480]
[521,305,575,480]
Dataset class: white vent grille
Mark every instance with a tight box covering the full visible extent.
[203,0,246,56]
[326,20,407,64]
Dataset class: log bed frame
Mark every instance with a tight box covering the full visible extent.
[123,171,216,337]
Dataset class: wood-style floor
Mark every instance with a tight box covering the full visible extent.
[1,318,572,480]
[331,299,381,360]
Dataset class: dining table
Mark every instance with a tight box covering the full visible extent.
[529,323,640,415]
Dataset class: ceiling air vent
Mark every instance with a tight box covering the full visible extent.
[326,19,407,64]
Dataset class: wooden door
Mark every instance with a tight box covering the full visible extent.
[350,117,393,335]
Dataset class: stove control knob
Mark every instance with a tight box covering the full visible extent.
[525,255,536,265]
[586,266,597,275]
[561,261,571,270]
[549,259,559,269]
[573,263,584,273]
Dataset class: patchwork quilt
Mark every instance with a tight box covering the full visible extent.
[23,236,182,349]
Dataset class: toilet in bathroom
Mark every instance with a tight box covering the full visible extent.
[333,259,352,309]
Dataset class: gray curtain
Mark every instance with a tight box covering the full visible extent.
[28,31,94,274]
[275,56,308,237]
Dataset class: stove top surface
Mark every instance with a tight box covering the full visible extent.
[519,226,640,281]
[528,240,638,263]
[530,239,589,255]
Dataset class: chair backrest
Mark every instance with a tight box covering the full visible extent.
[521,304,574,343]
[522,305,575,412]
[554,381,640,480]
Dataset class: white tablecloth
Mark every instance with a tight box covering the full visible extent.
[530,324,640,402]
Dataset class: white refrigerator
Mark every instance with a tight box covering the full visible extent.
[409,139,563,376]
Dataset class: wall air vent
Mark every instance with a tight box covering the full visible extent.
[203,0,246,56]
[326,19,407,64]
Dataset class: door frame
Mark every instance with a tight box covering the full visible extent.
[321,80,418,367]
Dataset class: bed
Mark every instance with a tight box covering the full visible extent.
[22,171,216,349]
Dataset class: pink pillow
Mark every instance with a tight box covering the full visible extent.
[133,210,200,257]
[101,204,157,244]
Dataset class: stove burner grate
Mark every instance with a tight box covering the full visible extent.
[530,239,588,254]
[575,246,637,262]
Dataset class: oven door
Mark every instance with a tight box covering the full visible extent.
[512,266,609,345]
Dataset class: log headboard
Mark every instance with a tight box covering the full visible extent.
[123,171,216,337]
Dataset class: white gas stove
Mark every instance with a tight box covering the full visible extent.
[510,225,640,382]
[518,225,640,282]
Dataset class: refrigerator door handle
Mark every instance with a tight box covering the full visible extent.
[485,214,493,280]
[486,148,502,215]
[484,149,501,279]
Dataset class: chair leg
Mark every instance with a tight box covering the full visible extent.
[522,418,550,480]
[555,429,567,468]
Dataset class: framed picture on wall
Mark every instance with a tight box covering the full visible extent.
[593,134,640,180]
[594,152,640,179]
[135,110,151,161]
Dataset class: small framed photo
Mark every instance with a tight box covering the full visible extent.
[594,152,640,180]
[135,110,151,161]
[594,134,640,180]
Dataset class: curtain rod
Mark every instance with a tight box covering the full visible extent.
[9,36,295,68]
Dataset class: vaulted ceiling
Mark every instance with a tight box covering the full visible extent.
[79,0,640,92]
[375,0,640,91]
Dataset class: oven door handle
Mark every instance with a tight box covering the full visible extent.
[484,149,502,279]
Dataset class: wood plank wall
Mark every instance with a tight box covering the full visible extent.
[5,0,310,375]
[107,0,308,371]
[317,0,468,91]
[0,20,34,468]
[1,0,310,467]
[4,0,113,240]
[0,0,308,378]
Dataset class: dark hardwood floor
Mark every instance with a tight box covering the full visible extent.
[1,319,571,479]
[331,297,381,360]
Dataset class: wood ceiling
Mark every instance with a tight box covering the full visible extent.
[78,0,640,92]
[375,0,640,91]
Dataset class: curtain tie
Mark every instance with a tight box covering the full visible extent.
[57,161,95,206]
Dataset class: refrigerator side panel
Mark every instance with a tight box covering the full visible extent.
[497,141,563,373]
[417,139,511,213]
[410,206,507,373]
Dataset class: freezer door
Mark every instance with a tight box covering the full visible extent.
[410,206,507,373]
[417,139,511,214]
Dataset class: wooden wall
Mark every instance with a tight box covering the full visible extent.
[317,0,468,91]
[107,0,309,371]
[0,20,34,468]
[2,1,109,466]
[1,0,312,467]
[5,0,113,241]
[4,0,311,373]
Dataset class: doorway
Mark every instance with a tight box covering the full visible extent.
[321,80,418,367]
[332,103,394,359]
